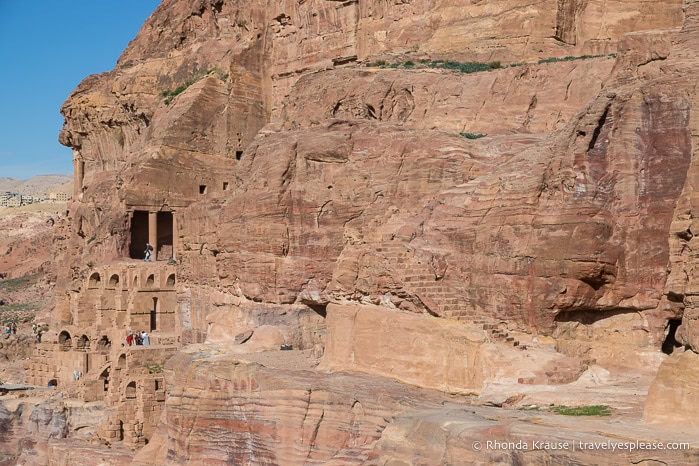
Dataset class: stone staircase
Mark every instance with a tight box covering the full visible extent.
[481,321,528,350]
[370,241,470,318]
[366,241,533,348]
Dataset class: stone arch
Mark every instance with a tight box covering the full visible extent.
[125,381,137,399]
[88,272,101,289]
[59,331,72,350]
[166,273,176,288]
[99,366,110,392]
[133,275,139,288]
[109,274,120,287]
[117,353,126,370]
[146,274,155,288]
[48,379,58,387]
[77,334,90,350]
[97,335,111,351]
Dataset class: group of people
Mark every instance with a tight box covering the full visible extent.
[3,322,17,338]
[2,322,44,342]
[31,323,43,342]
[126,330,150,346]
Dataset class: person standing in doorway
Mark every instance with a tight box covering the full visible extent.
[144,242,153,261]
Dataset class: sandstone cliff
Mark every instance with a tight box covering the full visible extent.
[24,0,699,463]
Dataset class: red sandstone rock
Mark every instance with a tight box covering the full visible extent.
[16,0,699,462]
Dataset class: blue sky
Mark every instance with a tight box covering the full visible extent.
[0,1,161,180]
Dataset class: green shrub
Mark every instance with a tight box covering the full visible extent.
[365,60,388,67]
[365,59,499,74]
[162,79,197,105]
[460,132,487,139]
[537,53,616,65]
[421,59,500,74]
[161,68,228,105]
[145,363,164,374]
[362,53,615,76]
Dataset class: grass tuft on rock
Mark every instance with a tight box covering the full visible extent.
[0,274,40,292]
[552,405,611,416]
[145,363,164,374]
[161,68,228,105]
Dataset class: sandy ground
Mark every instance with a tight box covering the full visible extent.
[0,202,67,216]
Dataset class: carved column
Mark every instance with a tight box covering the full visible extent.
[148,212,158,260]
[74,157,84,198]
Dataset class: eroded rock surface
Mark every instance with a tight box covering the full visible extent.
[14,0,699,463]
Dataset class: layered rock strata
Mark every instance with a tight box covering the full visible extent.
[18,0,699,462]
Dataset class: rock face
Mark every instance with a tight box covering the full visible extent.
[0,211,59,331]
[134,347,455,465]
[54,0,690,342]
[368,406,699,465]
[644,350,699,430]
[0,398,116,466]
[321,303,488,394]
[20,0,699,462]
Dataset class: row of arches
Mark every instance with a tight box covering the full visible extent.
[92,365,144,399]
[88,272,176,290]
[59,332,110,352]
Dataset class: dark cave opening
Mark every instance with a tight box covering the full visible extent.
[307,303,327,318]
[129,211,149,259]
[156,211,173,260]
[662,319,682,355]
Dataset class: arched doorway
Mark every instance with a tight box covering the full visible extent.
[99,367,110,393]
[77,334,90,350]
[125,381,137,399]
[88,273,101,289]
[59,331,72,350]
[97,336,111,352]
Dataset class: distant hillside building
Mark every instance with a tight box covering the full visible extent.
[49,192,71,202]
[6,195,21,207]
